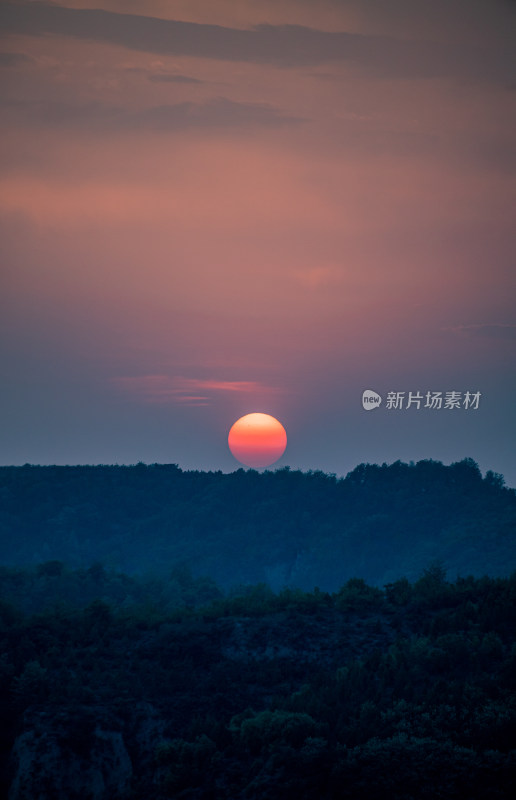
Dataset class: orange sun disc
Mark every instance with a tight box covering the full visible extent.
[228,413,287,468]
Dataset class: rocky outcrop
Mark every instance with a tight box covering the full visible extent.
[9,709,132,800]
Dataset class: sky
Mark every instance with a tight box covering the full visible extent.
[1,0,515,484]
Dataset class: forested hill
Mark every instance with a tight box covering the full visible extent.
[0,458,514,590]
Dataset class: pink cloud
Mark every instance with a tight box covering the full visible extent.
[111,374,282,405]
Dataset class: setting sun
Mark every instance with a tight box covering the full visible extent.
[228,413,287,468]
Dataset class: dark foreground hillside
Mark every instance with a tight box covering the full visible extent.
[1,568,515,798]
[0,458,515,589]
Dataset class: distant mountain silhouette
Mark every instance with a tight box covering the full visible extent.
[0,458,514,590]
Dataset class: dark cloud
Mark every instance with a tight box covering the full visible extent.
[147,73,203,84]
[0,96,303,132]
[140,97,303,130]
[130,97,302,131]
[0,51,31,67]
[1,2,514,81]
[124,66,203,84]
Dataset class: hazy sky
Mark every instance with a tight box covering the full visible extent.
[1,0,515,483]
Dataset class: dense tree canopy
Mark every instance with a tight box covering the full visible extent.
[1,459,515,796]
[1,568,515,798]
[0,459,514,589]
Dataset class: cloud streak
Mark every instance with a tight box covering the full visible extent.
[1,2,513,81]
[0,51,31,67]
[147,73,203,84]
[112,375,283,406]
[1,96,301,132]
